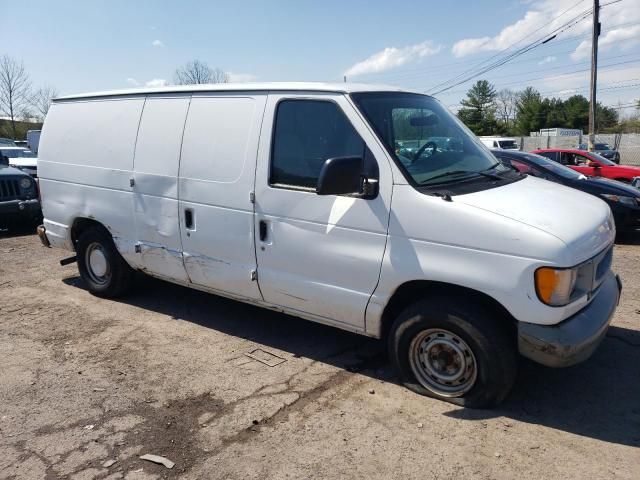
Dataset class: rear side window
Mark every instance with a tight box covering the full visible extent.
[537,151,558,162]
[270,100,364,189]
[510,159,545,178]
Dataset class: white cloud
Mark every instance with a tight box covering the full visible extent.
[125,78,140,86]
[571,25,640,60]
[151,39,164,48]
[145,78,168,88]
[345,40,442,77]
[538,55,557,65]
[226,72,257,83]
[452,0,640,59]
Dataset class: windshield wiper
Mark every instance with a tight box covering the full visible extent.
[420,168,500,185]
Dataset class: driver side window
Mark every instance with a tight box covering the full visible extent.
[560,152,575,165]
[270,100,365,189]
[574,154,589,165]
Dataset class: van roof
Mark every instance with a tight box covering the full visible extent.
[54,82,417,101]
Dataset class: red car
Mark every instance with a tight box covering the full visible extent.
[532,148,640,184]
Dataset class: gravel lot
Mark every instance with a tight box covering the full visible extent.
[1,229,639,479]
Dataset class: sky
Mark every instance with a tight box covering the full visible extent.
[2,0,639,118]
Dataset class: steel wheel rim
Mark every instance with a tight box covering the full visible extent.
[85,242,110,285]
[409,328,478,397]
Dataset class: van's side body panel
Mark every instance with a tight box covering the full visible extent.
[177,93,266,301]
[253,92,393,330]
[366,179,615,336]
[38,97,144,259]
[132,94,191,281]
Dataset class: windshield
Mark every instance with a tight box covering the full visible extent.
[594,143,611,150]
[589,152,616,166]
[351,92,507,186]
[521,153,585,180]
[0,149,36,158]
[498,140,518,149]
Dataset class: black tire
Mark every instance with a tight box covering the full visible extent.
[76,226,134,298]
[388,296,517,408]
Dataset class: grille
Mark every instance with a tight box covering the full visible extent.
[595,247,613,285]
[0,178,21,200]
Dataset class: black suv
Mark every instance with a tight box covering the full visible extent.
[0,155,42,227]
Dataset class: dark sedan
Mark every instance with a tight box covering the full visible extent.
[493,149,640,232]
[577,143,620,163]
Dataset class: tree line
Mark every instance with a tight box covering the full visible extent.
[456,79,625,136]
[0,55,57,140]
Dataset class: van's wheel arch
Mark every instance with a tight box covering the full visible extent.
[76,225,134,298]
[388,296,517,408]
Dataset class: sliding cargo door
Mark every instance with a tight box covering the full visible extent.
[132,94,190,281]
[178,93,266,301]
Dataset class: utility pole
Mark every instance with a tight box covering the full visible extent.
[588,0,600,152]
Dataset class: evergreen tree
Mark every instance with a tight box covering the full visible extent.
[457,80,498,135]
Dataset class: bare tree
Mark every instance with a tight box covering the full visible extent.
[0,55,32,139]
[174,60,228,85]
[494,88,517,130]
[31,85,58,121]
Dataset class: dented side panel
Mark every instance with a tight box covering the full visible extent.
[132,95,191,280]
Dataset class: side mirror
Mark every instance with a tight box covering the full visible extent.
[316,156,364,196]
[587,161,600,168]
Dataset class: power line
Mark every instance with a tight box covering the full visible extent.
[431,58,640,97]
[349,20,640,85]
[426,0,631,95]
[426,5,595,94]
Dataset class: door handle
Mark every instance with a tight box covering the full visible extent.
[185,209,194,230]
[259,220,267,242]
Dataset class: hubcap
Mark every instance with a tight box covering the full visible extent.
[85,242,110,285]
[409,328,477,397]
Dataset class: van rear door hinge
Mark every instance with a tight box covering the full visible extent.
[249,191,255,204]
[251,269,257,281]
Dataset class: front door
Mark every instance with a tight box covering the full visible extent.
[253,93,393,330]
[178,93,267,301]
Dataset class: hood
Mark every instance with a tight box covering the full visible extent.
[456,176,614,264]
[8,157,38,168]
[584,176,640,196]
[0,164,30,177]
[612,164,640,175]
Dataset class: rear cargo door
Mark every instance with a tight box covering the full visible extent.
[177,93,266,301]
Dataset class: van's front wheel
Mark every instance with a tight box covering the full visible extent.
[388,297,517,408]
[76,226,134,298]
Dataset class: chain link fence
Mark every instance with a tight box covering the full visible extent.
[519,133,640,166]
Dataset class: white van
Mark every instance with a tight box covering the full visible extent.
[36,83,620,408]
[480,136,519,150]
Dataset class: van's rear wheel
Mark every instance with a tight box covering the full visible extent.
[76,226,134,298]
[388,296,517,408]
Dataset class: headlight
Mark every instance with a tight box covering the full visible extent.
[600,194,638,206]
[535,267,578,306]
[535,260,596,306]
[19,177,32,189]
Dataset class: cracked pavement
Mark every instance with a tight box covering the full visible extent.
[1,230,639,479]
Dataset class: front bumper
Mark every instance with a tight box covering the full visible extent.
[518,271,621,367]
[0,198,41,218]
